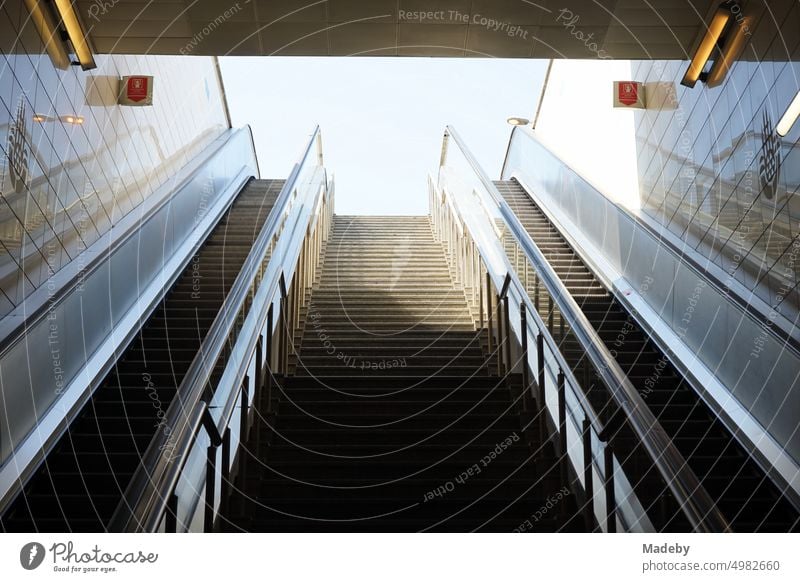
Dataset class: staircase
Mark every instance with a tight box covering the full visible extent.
[225,215,584,532]
[495,179,800,532]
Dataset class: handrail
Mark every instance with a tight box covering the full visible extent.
[110,127,326,532]
[441,125,730,532]
[210,175,328,440]
[429,180,603,435]
[501,127,800,355]
[431,175,649,530]
[472,188,503,239]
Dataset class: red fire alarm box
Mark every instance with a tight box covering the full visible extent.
[613,81,645,109]
[119,76,153,106]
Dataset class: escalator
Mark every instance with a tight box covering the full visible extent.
[496,178,800,532]
[0,178,284,532]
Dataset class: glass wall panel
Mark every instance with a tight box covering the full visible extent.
[633,9,800,322]
[0,0,228,317]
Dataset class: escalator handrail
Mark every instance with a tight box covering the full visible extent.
[431,178,658,530]
[443,125,730,533]
[430,180,603,433]
[501,126,800,355]
[109,127,324,532]
[211,168,329,439]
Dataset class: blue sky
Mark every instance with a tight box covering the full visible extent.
[220,57,548,214]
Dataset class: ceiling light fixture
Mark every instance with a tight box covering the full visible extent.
[52,0,96,70]
[681,6,731,88]
[506,117,530,126]
[21,0,70,70]
[777,90,800,137]
[705,14,751,87]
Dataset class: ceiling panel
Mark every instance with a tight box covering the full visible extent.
[398,23,468,57]
[71,0,793,60]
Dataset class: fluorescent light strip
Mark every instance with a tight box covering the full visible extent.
[681,8,731,88]
[705,15,750,87]
[777,90,800,137]
[22,0,70,70]
[53,0,96,70]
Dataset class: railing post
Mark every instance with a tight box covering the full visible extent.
[279,276,288,374]
[204,443,217,533]
[486,273,493,356]
[265,305,274,414]
[536,332,546,443]
[457,235,463,287]
[449,219,454,266]
[470,243,476,308]
[464,237,469,290]
[503,296,511,374]
[166,493,178,533]
[287,280,294,372]
[304,232,311,301]
[450,219,455,264]
[277,299,285,375]
[557,369,567,486]
[520,302,529,412]
[220,427,231,519]
[479,268,484,329]
[240,375,250,445]
[604,443,616,533]
[658,491,671,531]
[291,277,299,362]
[582,418,595,531]
[461,235,467,288]
[536,333,545,400]
[255,336,263,405]
[496,293,504,375]
[473,244,479,308]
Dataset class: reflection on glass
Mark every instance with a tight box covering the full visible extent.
[1,3,228,316]
[634,58,800,315]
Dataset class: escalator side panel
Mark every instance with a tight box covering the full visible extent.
[496,178,799,532]
[0,179,285,533]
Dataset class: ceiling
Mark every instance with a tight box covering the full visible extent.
[79,0,726,59]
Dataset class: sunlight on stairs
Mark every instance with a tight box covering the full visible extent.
[224,215,583,532]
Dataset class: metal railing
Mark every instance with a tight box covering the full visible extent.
[433,125,730,532]
[110,127,332,532]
